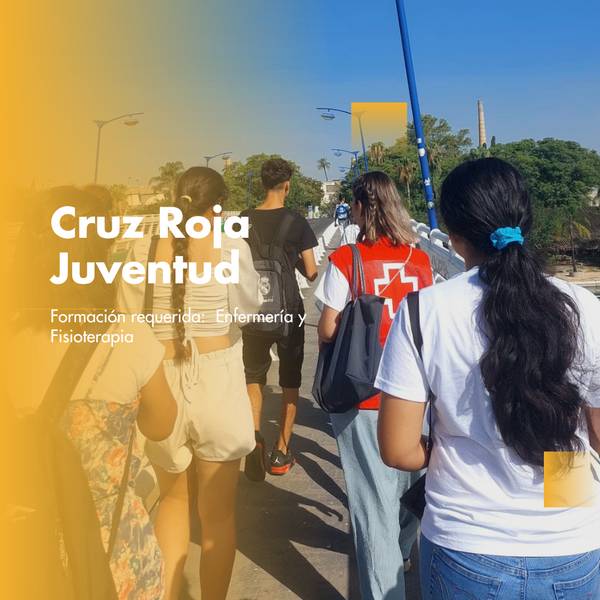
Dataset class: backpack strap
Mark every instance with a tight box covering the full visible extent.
[272,212,297,270]
[406,292,434,451]
[273,212,296,248]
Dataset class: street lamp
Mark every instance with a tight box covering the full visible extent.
[332,148,360,180]
[93,112,143,184]
[204,152,232,167]
[316,107,369,172]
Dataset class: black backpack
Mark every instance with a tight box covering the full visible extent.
[312,245,385,413]
[244,210,301,338]
[8,331,132,599]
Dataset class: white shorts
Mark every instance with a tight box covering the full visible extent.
[146,339,255,472]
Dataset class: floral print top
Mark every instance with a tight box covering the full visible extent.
[61,325,166,599]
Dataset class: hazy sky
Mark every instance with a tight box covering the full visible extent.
[23,0,600,186]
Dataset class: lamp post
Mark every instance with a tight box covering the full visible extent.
[393,0,438,229]
[204,152,232,167]
[316,107,369,172]
[332,148,360,180]
[93,112,143,184]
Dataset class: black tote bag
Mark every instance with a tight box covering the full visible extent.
[313,245,385,413]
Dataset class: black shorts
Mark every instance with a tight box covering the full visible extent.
[242,309,305,389]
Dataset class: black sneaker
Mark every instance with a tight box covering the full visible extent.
[269,448,295,476]
[244,432,267,482]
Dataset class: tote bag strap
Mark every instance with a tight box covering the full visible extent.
[349,244,366,299]
[406,291,435,451]
[106,423,136,560]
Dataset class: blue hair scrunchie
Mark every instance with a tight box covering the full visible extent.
[490,226,524,250]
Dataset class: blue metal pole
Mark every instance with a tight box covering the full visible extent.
[394,0,438,229]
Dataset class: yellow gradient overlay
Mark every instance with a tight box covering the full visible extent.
[351,102,408,150]
[544,451,596,508]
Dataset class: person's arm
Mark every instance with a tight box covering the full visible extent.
[137,364,177,441]
[297,217,319,281]
[314,260,350,342]
[318,305,342,344]
[374,299,430,470]
[297,248,318,281]
[378,394,428,470]
[586,407,600,453]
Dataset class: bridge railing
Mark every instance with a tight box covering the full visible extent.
[130,215,465,285]
[410,219,465,282]
[318,219,465,283]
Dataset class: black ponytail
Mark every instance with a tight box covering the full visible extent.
[440,158,584,467]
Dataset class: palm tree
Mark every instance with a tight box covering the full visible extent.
[369,142,385,166]
[563,215,591,274]
[398,158,416,208]
[317,158,331,181]
[149,161,185,202]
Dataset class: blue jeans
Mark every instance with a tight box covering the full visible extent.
[331,409,422,600]
[420,534,600,600]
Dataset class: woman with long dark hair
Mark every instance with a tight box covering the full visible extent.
[377,158,600,599]
[142,167,261,600]
[315,171,433,600]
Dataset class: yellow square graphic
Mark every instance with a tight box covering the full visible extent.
[351,102,408,150]
[544,451,596,508]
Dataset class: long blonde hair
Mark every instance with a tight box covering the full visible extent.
[352,171,416,245]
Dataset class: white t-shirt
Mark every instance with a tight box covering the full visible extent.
[72,321,166,404]
[314,262,352,313]
[11,321,165,414]
[375,267,600,556]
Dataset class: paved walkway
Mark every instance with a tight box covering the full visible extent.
[183,221,422,599]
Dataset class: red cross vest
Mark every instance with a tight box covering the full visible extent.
[329,237,433,409]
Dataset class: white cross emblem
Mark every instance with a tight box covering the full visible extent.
[373,263,419,319]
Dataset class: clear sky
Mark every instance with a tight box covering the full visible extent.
[21,0,600,186]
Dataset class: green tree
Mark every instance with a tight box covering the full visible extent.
[408,115,471,187]
[108,184,129,215]
[489,138,600,253]
[369,142,385,166]
[398,157,416,210]
[149,161,185,203]
[317,157,331,181]
[222,153,322,214]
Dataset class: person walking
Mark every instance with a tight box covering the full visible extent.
[140,167,262,600]
[335,199,351,224]
[377,158,600,599]
[9,186,177,600]
[315,171,433,600]
[241,158,319,480]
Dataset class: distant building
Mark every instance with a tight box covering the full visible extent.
[321,180,341,206]
[126,186,166,208]
[477,99,487,148]
[589,187,599,208]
